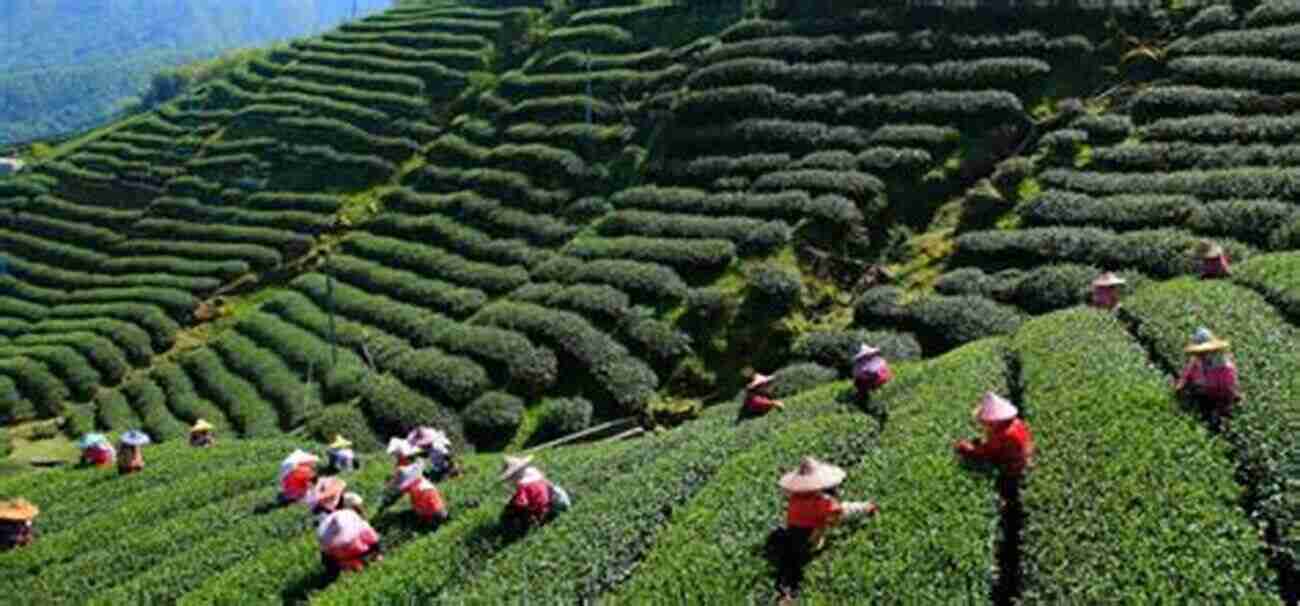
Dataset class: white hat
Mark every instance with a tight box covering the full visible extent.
[1091,272,1125,288]
[386,437,419,459]
[746,373,775,390]
[499,455,534,482]
[1199,242,1226,259]
[396,462,426,492]
[317,509,370,550]
[778,456,846,493]
[280,449,320,483]
[1185,327,1229,354]
[853,344,881,362]
[343,492,364,509]
[407,427,451,453]
[975,392,1018,423]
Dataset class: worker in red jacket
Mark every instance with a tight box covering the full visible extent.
[1089,272,1125,311]
[500,455,568,536]
[278,450,319,506]
[387,462,449,529]
[1174,327,1240,431]
[189,419,215,448]
[852,344,893,403]
[773,456,878,600]
[954,392,1034,478]
[77,433,114,468]
[317,508,382,582]
[1198,242,1231,279]
[740,373,784,420]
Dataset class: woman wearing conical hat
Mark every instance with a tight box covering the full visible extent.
[324,435,361,475]
[385,462,449,529]
[499,455,568,536]
[278,449,320,506]
[1174,327,1240,430]
[317,507,382,583]
[739,372,784,420]
[851,344,893,402]
[773,457,878,600]
[189,419,215,448]
[1089,272,1126,311]
[954,392,1035,477]
[77,433,115,468]
[407,426,460,482]
[1196,241,1231,279]
[308,476,347,526]
[117,430,151,476]
[0,499,38,551]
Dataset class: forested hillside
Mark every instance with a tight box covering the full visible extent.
[0,0,393,145]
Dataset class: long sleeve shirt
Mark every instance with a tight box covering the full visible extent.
[83,444,114,467]
[406,479,447,521]
[1200,255,1231,278]
[281,464,316,501]
[117,446,143,474]
[1179,357,1240,402]
[853,358,893,392]
[744,393,778,414]
[511,469,552,518]
[959,419,1034,476]
[321,526,379,571]
[787,493,842,531]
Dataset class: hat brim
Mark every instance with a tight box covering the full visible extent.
[746,376,774,390]
[190,421,213,433]
[1092,277,1125,287]
[779,465,846,493]
[329,438,352,449]
[853,348,881,362]
[1185,339,1229,353]
[499,456,534,481]
[0,500,38,521]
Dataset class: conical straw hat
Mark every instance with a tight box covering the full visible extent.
[328,435,352,450]
[746,373,775,390]
[853,344,881,362]
[0,498,38,521]
[975,392,1018,423]
[317,509,368,549]
[120,430,151,447]
[76,433,108,450]
[1185,327,1230,353]
[500,455,534,481]
[779,456,846,493]
[1091,272,1125,288]
[386,437,419,458]
[190,419,213,433]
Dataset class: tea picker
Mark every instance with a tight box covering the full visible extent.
[77,433,115,468]
[1174,327,1240,431]
[379,461,449,529]
[0,498,39,551]
[278,449,320,506]
[499,455,569,536]
[1089,272,1125,311]
[189,419,215,448]
[324,435,361,475]
[407,426,460,482]
[307,476,347,526]
[740,373,784,420]
[318,508,382,582]
[772,457,879,600]
[851,344,893,403]
[117,430,151,476]
[954,392,1035,478]
[1197,241,1231,279]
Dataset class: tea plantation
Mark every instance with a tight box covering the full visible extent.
[5,0,1300,601]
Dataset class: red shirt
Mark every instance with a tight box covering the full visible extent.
[84,445,113,466]
[407,480,446,520]
[1180,358,1239,402]
[745,393,777,414]
[786,493,842,530]
[1091,286,1119,310]
[854,361,893,392]
[962,419,1034,476]
[1200,255,1230,278]
[322,526,379,571]
[282,464,316,501]
[511,480,551,517]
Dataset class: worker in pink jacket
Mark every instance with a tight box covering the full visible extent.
[1174,327,1240,430]
[740,373,784,420]
[852,344,893,403]
[318,508,382,582]
[1197,242,1231,279]
[1089,272,1125,311]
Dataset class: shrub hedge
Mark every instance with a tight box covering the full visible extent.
[534,397,594,443]
[789,329,922,376]
[566,236,736,276]
[953,227,1255,277]
[597,210,789,256]
[855,292,1024,355]
[531,256,688,305]
[343,234,529,295]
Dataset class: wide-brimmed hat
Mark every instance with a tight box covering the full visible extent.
[975,392,1018,423]
[328,435,352,450]
[0,498,39,521]
[386,437,419,459]
[853,344,882,362]
[500,455,534,482]
[282,449,319,470]
[407,427,451,453]
[120,430,151,447]
[1185,327,1230,353]
[1091,272,1125,288]
[343,492,364,509]
[746,373,775,390]
[318,509,369,549]
[779,456,846,493]
[76,433,108,450]
[396,462,426,492]
[1197,241,1226,259]
[190,419,213,434]
[308,477,347,511]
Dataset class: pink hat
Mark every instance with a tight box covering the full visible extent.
[746,373,775,390]
[975,392,1018,423]
[386,437,420,459]
[308,477,346,511]
[317,509,370,550]
[1091,272,1125,288]
[407,427,451,453]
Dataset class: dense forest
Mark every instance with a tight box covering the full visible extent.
[0,0,393,145]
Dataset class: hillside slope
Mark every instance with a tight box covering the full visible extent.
[0,0,393,145]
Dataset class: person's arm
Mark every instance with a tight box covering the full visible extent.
[840,501,879,519]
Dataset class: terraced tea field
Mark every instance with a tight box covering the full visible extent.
[6,0,1300,601]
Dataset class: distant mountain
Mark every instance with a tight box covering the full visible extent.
[0,0,393,145]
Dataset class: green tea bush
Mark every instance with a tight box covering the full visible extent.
[746,263,803,317]
[953,227,1255,277]
[531,257,688,305]
[1037,129,1087,166]
[462,391,524,449]
[1142,114,1300,144]
[306,404,382,453]
[1187,199,1296,246]
[534,397,593,442]
[0,426,9,458]
[1184,4,1238,35]
[856,292,1023,354]
[566,236,736,275]
[1129,86,1259,123]
[121,377,188,442]
[513,283,630,324]
[180,348,278,437]
[152,361,229,430]
[598,210,789,256]
[211,333,313,429]
[770,362,838,397]
[1090,143,1300,172]
[1169,56,1300,92]
[1014,307,1275,602]
[93,388,140,432]
[1244,1,1300,27]
[933,267,998,297]
[789,329,922,376]
[326,254,487,318]
[621,316,691,364]
[1070,114,1133,144]
[343,234,529,295]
